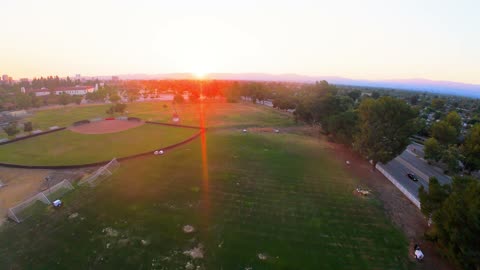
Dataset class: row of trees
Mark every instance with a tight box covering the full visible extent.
[228,80,418,169]
[291,81,419,169]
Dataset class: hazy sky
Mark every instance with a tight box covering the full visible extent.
[1,0,479,83]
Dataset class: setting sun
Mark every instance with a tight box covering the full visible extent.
[193,71,207,79]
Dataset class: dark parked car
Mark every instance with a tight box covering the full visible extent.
[407,173,419,182]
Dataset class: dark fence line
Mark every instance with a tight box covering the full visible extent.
[0,128,66,146]
[145,121,201,129]
[0,131,203,169]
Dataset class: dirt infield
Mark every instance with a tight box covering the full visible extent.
[69,120,144,134]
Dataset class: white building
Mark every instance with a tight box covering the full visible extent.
[28,87,51,96]
[55,86,95,96]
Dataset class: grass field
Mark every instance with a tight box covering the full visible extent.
[0,103,412,269]
[0,124,197,166]
[20,102,293,131]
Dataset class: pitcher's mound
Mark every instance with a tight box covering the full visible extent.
[69,119,144,134]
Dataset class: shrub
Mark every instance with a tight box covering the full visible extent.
[3,122,20,137]
[23,122,33,132]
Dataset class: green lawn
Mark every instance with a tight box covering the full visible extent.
[0,130,411,269]
[0,124,198,166]
[22,102,294,131]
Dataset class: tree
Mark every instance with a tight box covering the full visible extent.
[3,122,19,137]
[353,97,418,169]
[371,91,380,99]
[442,145,462,173]
[324,110,359,145]
[189,90,200,103]
[225,82,241,103]
[23,122,33,132]
[419,176,480,269]
[59,93,70,106]
[109,93,121,103]
[418,177,449,218]
[14,93,32,109]
[462,124,480,172]
[347,90,362,101]
[445,111,462,134]
[173,93,185,103]
[431,98,445,111]
[410,95,419,105]
[424,138,443,162]
[431,121,457,145]
[106,103,127,115]
[73,96,82,105]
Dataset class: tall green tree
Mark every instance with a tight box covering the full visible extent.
[462,124,480,172]
[442,145,462,173]
[354,97,418,169]
[347,90,362,101]
[424,138,443,162]
[324,110,359,145]
[418,177,450,217]
[431,121,458,145]
[445,111,462,134]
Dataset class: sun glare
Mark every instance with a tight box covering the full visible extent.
[193,71,207,79]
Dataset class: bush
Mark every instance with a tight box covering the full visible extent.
[106,103,127,115]
[23,122,33,132]
[3,122,20,137]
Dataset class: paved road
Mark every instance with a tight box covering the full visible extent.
[382,144,451,198]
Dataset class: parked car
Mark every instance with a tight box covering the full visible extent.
[407,173,419,182]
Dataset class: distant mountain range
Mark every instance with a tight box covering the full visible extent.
[98,73,480,98]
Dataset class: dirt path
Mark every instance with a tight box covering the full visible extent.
[328,142,457,270]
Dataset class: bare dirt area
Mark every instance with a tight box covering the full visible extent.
[328,142,458,270]
[69,119,144,134]
[0,167,87,225]
[0,167,51,224]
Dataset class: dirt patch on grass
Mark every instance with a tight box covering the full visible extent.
[328,142,458,270]
[69,120,144,134]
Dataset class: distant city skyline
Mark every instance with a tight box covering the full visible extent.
[1,0,479,84]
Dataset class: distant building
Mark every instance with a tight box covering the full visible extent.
[55,85,95,96]
[112,76,119,81]
[2,74,8,81]
[75,74,81,80]
[20,78,29,83]
[27,87,51,96]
